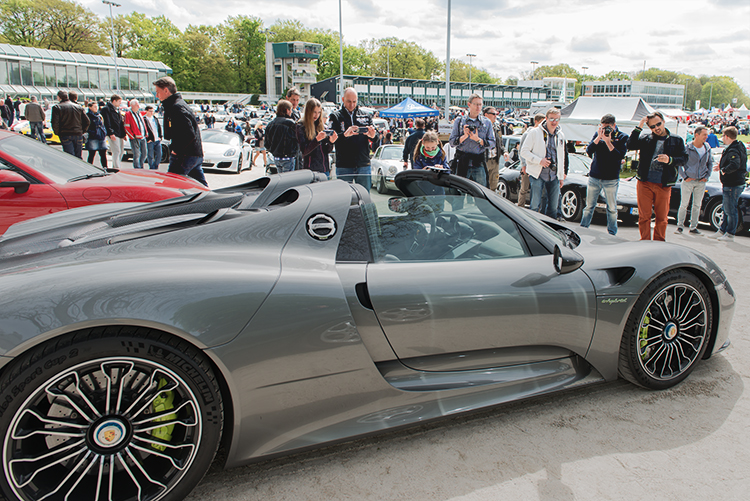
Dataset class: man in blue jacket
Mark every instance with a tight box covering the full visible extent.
[580,114,628,235]
[675,126,713,235]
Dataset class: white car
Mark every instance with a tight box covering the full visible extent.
[370,144,408,194]
[200,129,252,174]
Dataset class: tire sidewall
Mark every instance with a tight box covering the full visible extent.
[0,331,222,501]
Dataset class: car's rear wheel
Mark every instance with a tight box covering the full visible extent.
[618,270,712,390]
[496,180,510,199]
[560,188,583,222]
[237,152,243,173]
[707,198,723,231]
[160,144,170,163]
[0,328,223,501]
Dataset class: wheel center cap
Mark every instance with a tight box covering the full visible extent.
[93,419,127,448]
[664,322,679,341]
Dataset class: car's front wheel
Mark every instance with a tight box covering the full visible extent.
[560,188,583,222]
[496,180,510,199]
[376,171,388,194]
[0,328,223,501]
[618,270,712,390]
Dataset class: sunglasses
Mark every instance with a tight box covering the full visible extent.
[486,112,498,116]
[547,118,560,122]
[648,122,663,129]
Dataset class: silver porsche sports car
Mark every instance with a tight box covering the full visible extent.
[0,169,735,501]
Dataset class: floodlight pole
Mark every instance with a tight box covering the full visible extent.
[445,0,451,120]
[102,0,121,91]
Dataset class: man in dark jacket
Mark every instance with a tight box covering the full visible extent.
[154,76,207,187]
[627,111,687,241]
[327,88,380,191]
[265,100,298,172]
[402,118,426,168]
[51,90,90,159]
[580,114,629,235]
[708,126,748,241]
[100,94,127,170]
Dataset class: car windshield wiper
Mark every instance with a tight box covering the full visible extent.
[68,172,109,182]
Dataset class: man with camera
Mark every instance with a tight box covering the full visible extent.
[520,108,568,219]
[448,93,495,187]
[579,114,629,235]
[328,88,380,191]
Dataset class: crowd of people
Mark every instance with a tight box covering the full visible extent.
[6,82,748,239]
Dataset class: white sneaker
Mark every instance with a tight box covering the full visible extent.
[717,233,734,242]
[707,230,725,239]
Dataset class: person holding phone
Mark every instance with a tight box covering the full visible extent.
[296,98,338,176]
[327,88,380,191]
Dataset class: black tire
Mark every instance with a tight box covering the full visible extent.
[161,144,169,163]
[376,171,388,194]
[0,327,223,501]
[560,188,583,222]
[496,180,510,199]
[237,152,243,174]
[618,270,713,390]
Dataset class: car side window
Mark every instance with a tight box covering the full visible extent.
[362,195,529,262]
[0,158,36,183]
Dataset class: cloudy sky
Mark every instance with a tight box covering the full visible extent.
[85,0,750,93]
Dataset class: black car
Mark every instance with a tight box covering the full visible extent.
[666,169,750,233]
[497,153,639,224]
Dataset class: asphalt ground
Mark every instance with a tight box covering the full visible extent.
[85,151,750,500]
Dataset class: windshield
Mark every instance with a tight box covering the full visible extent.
[568,155,590,175]
[380,146,403,160]
[202,130,238,145]
[0,134,104,183]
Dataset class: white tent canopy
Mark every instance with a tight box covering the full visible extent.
[657,108,691,118]
[559,96,684,142]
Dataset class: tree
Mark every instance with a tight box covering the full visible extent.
[222,16,266,93]
[0,0,47,47]
[43,0,106,54]
[181,25,236,93]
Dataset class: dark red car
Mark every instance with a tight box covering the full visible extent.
[0,131,208,234]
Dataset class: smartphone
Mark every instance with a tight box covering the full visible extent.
[357,126,370,134]
[324,130,335,136]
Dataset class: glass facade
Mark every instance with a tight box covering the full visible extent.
[583,80,684,107]
[0,43,171,99]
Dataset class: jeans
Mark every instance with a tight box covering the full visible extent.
[336,165,372,192]
[677,179,707,230]
[147,140,161,170]
[530,175,560,219]
[60,135,84,158]
[720,185,743,235]
[581,178,619,235]
[131,137,147,169]
[636,180,671,241]
[108,137,124,170]
[29,121,46,143]
[168,154,208,187]
[464,166,487,188]
[275,157,296,173]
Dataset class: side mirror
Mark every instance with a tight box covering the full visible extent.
[553,244,584,274]
[0,170,30,194]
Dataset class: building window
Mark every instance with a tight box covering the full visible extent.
[77,66,88,88]
[9,61,21,85]
[0,61,7,85]
[20,61,32,86]
[89,68,99,89]
[31,62,43,86]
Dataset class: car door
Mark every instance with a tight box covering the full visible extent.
[363,183,596,372]
[0,160,68,233]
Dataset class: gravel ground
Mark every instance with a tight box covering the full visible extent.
[115,159,749,501]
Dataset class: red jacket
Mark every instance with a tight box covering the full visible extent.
[124,110,146,140]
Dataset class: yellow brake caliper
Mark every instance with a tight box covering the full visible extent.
[150,378,176,451]
[639,315,651,360]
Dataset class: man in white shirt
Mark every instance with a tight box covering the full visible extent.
[144,105,163,170]
[675,126,713,235]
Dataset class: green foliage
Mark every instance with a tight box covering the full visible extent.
[221,15,265,93]
[0,0,105,54]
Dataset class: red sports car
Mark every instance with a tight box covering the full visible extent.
[0,130,209,234]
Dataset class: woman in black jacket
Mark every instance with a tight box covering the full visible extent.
[85,102,108,168]
[296,98,338,176]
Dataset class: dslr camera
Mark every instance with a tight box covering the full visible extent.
[603,126,614,136]
[467,125,477,133]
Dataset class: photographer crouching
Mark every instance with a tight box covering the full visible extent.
[580,114,629,235]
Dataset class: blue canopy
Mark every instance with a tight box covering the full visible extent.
[379,97,440,119]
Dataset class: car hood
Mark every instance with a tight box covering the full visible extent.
[203,141,239,157]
